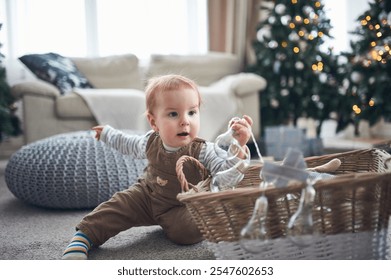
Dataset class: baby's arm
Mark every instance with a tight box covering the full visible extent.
[92,125,151,159]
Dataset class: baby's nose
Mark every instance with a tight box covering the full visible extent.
[180,116,190,126]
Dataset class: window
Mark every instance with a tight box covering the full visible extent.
[3,0,88,58]
[323,0,370,53]
[1,0,208,60]
[96,0,207,58]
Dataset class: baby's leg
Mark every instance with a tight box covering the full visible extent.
[62,182,155,259]
[157,206,203,245]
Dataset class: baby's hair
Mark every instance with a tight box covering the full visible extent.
[145,74,202,115]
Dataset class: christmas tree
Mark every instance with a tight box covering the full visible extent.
[248,0,342,135]
[0,23,21,142]
[340,0,391,132]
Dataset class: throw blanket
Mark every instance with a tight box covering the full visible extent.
[75,89,148,132]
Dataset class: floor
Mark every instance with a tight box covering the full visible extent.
[0,135,24,160]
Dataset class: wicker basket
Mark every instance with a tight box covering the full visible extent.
[176,148,391,259]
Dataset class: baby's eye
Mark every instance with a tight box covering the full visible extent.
[168,112,178,118]
[188,110,197,116]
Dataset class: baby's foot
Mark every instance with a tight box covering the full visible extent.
[62,231,92,260]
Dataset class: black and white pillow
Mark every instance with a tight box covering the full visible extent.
[19,52,93,95]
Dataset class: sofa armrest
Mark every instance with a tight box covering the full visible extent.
[209,73,267,97]
[231,73,267,97]
[205,73,266,140]
[11,80,61,99]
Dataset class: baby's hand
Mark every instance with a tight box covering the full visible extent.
[229,115,253,158]
[92,125,104,140]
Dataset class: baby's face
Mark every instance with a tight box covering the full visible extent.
[148,88,200,148]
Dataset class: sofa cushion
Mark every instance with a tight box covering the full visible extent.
[72,54,144,90]
[56,93,94,118]
[146,52,241,86]
[19,52,93,95]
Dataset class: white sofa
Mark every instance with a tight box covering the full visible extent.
[12,52,267,143]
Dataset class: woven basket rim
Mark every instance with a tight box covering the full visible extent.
[177,148,391,202]
[177,170,391,202]
[304,148,390,161]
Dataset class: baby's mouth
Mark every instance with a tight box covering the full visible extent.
[177,132,189,137]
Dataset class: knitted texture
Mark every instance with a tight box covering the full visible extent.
[5,131,147,209]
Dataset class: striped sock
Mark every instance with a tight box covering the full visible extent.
[62,231,93,260]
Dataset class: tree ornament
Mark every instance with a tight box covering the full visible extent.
[288,77,294,87]
[309,11,317,20]
[302,5,313,15]
[317,102,324,109]
[270,99,279,108]
[295,61,304,70]
[342,78,350,89]
[338,87,347,95]
[275,4,286,15]
[289,32,300,41]
[268,40,278,48]
[268,16,276,24]
[351,71,363,83]
[256,26,271,42]
[329,112,338,119]
[281,89,289,96]
[276,52,287,61]
[280,15,291,25]
[319,73,327,83]
[273,61,281,73]
[311,94,320,102]
[337,55,348,65]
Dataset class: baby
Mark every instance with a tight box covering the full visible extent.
[62,74,253,259]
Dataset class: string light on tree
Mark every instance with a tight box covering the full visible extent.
[341,0,391,132]
[248,0,339,133]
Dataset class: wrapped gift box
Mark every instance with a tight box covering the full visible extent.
[265,126,323,160]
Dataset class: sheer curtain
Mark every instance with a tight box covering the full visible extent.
[207,0,262,69]
[1,0,208,84]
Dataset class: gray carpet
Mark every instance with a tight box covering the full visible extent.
[0,159,215,260]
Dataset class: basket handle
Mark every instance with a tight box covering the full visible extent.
[176,155,209,192]
[384,155,391,171]
[307,158,341,173]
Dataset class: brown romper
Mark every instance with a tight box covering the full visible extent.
[77,132,206,247]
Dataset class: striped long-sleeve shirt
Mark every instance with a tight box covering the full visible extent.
[100,125,244,177]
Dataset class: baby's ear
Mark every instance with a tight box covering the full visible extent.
[147,113,158,131]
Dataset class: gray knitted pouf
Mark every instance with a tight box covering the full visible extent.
[5,130,147,209]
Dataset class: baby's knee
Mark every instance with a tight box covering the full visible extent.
[158,206,203,244]
[165,226,203,245]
